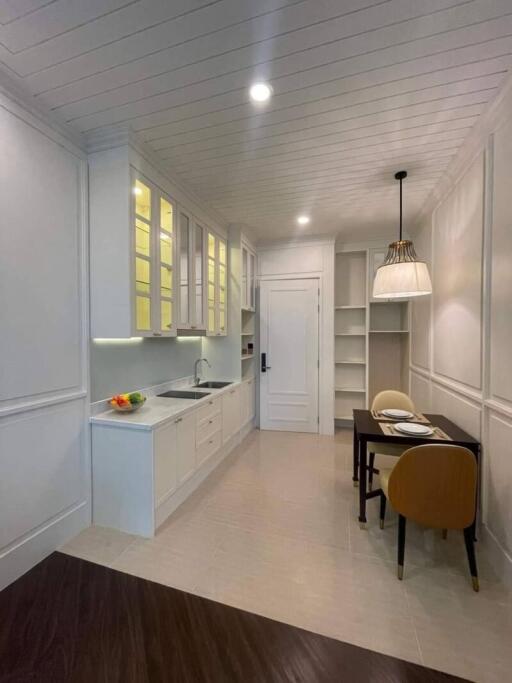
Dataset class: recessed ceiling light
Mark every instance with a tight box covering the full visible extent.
[297,215,310,225]
[249,82,273,103]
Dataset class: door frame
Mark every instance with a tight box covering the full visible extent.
[259,277,320,433]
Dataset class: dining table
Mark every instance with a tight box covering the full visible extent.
[352,409,481,532]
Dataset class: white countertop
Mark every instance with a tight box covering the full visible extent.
[90,382,240,431]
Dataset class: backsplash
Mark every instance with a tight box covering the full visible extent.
[90,337,202,402]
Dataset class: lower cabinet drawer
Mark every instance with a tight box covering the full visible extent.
[196,411,221,445]
[196,429,221,467]
[196,396,221,425]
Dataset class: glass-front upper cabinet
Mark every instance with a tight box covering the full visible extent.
[133,170,176,336]
[206,230,228,336]
[177,210,205,330]
[241,241,256,312]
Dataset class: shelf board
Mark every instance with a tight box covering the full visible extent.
[335,387,366,393]
[241,354,254,360]
[335,415,354,421]
[241,332,254,336]
[369,330,409,334]
[335,333,366,336]
[335,305,366,310]
[241,306,255,313]
[334,360,365,365]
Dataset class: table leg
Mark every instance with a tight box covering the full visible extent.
[358,437,367,527]
[352,423,359,486]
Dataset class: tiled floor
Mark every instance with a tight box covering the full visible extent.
[62,429,512,683]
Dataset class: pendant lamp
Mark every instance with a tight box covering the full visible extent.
[372,171,432,299]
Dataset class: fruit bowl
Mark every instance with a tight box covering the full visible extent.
[110,392,146,413]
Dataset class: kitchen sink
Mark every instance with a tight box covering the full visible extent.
[157,390,210,400]
[196,381,232,388]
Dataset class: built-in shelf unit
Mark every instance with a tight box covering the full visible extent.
[241,240,257,381]
[334,247,410,424]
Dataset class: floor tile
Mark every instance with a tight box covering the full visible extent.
[60,526,136,566]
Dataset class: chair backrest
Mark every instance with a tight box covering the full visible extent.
[387,444,477,530]
[371,390,415,413]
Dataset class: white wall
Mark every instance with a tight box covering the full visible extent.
[409,82,512,580]
[257,237,335,435]
[0,87,89,589]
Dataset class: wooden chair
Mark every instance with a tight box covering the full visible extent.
[366,390,415,490]
[379,444,479,591]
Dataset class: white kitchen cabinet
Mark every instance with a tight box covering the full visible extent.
[89,148,177,338]
[154,419,178,505]
[89,146,227,339]
[177,209,206,331]
[222,385,241,444]
[207,230,228,336]
[176,410,197,486]
[241,378,256,425]
[92,384,248,537]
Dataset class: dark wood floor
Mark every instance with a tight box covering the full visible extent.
[0,553,470,683]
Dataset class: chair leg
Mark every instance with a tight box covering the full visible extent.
[397,515,406,580]
[442,528,448,540]
[379,493,387,529]
[368,452,375,490]
[463,527,479,592]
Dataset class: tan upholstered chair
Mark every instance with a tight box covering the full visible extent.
[379,444,479,591]
[366,390,415,489]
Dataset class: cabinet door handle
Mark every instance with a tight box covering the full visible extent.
[209,419,213,424]
[191,325,197,329]
[153,332,162,337]
[209,400,214,405]
[174,417,182,424]
[230,390,235,394]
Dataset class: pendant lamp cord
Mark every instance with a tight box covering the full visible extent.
[399,174,403,242]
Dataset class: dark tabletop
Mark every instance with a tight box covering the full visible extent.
[353,410,479,448]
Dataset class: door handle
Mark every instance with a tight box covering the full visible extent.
[261,353,271,372]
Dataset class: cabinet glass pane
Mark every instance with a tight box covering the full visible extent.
[135,219,150,257]
[161,300,172,331]
[179,214,189,324]
[219,240,226,265]
[134,180,151,220]
[208,282,215,305]
[242,249,248,308]
[219,285,225,306]
[136,296,151,330]
[208,233,215,258]
[208,260,215,285]
[160,234,173,266]
[208,307,215,332]
[250,253,255,309]
[195,224,203,324]
[219,308,225,332]
[135,257,150,293]
[160,197,173,233]
[161,266,172,298]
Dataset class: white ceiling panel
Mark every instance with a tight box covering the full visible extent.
[0,0,511,240]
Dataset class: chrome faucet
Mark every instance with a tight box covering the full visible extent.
[193,358,211,386]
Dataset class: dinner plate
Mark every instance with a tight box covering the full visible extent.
[381,408,414,419]
[394,422,434,436]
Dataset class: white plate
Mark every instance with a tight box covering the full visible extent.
[381,408,414,419]
[394,422,434,436]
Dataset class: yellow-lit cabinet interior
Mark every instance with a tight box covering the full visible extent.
[206,230,228,336]
[133,172,177,337]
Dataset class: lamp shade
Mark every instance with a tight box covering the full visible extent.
[373,259,432,298]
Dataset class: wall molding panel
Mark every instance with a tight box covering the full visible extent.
[410,76,512,580]
[0,82,90,589]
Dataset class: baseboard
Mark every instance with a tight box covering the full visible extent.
[480,524,512,590]
[0,500,89,591]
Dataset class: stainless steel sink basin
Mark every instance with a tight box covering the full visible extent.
[157,390,210,400]
[196,381,232,388]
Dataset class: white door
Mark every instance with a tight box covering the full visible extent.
[260,279,319,432]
